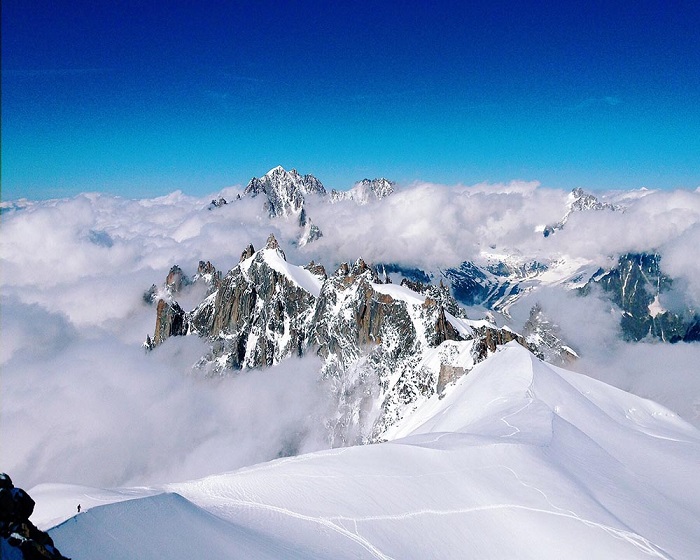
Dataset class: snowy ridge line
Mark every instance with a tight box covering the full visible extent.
[260,248,323,297]
[37,344,700,559]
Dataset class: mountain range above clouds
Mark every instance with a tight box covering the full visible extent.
[2,165,700,559]
[141,176,699,448]
[169,166,700,346]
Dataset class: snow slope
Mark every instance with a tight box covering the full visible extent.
[39,344,700,559]
[49,492,318,559]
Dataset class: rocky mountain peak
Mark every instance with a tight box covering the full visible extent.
[350,258,376,279]
[144,237,552,438]
[303,260,327,280]
[522,303,578,365]
[165,265,186,292]
[359,177,395,199]
[334,262,350,277]
[568,187,618,212]
[264,233,286,260]
[544,188,621,237]
[209,196,228,209]
[244,166,326,218]
[239,244,255,262]
[333,259,380,283]
[330,177,396,205]
[266,234,277,249]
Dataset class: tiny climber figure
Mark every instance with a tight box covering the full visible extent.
[77,504,81,513]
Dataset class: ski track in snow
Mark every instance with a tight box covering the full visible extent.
[499,399,533,438]
[495,465,672,559]
[324,503,670,559]
[206,497,395,560]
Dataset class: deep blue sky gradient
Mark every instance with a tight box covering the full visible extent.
[3,0,699,199]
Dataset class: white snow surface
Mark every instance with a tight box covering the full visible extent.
[261,247,323,297]
[648,294,666,318]
[36,344,700,559]
[237,246,323,298]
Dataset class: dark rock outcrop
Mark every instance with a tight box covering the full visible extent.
[0,473,69,560]
[153,299,189,346]
[209,197,227,209]
[239,244,255,262]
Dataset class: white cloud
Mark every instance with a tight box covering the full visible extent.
[1,296,330,488]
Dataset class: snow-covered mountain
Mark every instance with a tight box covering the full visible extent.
[145,233,546,441]
[240,166,326,245]
[218,168,397,246]
[330,178,395,204]
[34,344,700,559]
[243,166,326,218]
[4,167,700,560]
[542,187,622,237]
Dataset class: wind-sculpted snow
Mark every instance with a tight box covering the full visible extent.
[37,345,700,559]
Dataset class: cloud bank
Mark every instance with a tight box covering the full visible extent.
[2,181,700,489]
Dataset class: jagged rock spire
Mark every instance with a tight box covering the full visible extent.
[240,244,255,262]
[265,233,286,260]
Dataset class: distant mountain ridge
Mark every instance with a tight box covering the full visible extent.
[210,167,399,246]
[330,178,395,204]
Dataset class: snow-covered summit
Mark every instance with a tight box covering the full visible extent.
[244,166,326,218]
[330,177,395,204]
[543,187,622,237]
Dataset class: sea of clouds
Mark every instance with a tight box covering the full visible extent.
[2,180,700,489]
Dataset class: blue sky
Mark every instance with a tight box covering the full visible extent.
[2,0,699,200]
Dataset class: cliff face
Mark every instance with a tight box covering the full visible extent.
[581,252,700,342]
[192,235,319,369]
[146,235,540,438]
